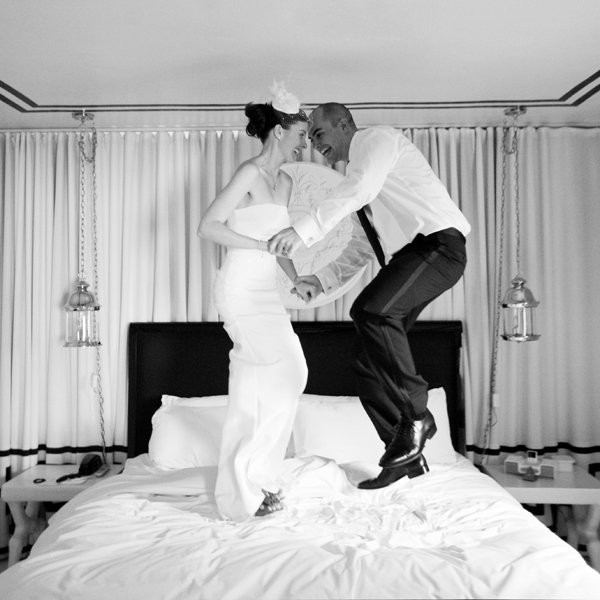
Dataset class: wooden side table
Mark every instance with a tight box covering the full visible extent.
[482,463,600,572]
[1,463,122,567]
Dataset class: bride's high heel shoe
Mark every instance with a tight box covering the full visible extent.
[254,489,284,517]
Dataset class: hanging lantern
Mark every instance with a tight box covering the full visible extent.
[499,107,540,343]
[63,109,108,463]
[501,275,540,341]
[64,278,100,347]
[64,109,102,348]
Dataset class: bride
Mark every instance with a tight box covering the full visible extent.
[198,84,311,520]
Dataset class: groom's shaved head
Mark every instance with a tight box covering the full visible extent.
[308,103,357,164]
[311,103,356,128]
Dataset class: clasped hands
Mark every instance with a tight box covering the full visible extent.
[267,226,304,259]
[267,227,323,303]
[291,274,322,303]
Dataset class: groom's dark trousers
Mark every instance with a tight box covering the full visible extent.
[349,227,466,447]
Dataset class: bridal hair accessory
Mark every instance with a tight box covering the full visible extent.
[269,80,300,114]
[268,80,308,123]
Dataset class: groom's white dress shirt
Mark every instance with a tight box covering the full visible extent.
[293,126,471,294]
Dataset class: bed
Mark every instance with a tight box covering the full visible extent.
[1,320,599,600]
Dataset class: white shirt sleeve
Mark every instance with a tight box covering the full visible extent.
[294,128,398,247]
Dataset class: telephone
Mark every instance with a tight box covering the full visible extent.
[56,454,108,483]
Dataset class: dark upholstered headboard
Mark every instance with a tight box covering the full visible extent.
[127,320,464,458]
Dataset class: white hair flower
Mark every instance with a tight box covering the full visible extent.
[268,80,301,115]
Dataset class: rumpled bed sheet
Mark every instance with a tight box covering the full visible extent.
[1,455,599,600]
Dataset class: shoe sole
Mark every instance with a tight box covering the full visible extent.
[357,455,429,489]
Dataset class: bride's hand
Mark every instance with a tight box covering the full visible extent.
[291,279,320,303]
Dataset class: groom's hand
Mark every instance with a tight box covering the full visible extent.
[268,227,304,258]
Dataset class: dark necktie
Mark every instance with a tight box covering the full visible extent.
[357,207,386,267]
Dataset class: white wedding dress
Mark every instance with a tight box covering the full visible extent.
[213,203,308,520]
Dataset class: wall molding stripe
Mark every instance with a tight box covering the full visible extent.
[1,69,599,114]
[560,68,600,101]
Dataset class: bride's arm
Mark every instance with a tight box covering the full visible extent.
[277,257,298,282]
[198,162,267,250]
[276,171,311,300]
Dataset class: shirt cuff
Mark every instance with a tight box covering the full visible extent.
[293,215,325,247]
[315,266,340,294]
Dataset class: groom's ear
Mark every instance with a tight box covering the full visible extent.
[338,117,349,131]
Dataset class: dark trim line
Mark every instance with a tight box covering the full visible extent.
[0,444,128,458]
[573,82,600,106]
[0,80,37,107]
[467,441,600,456]
[5,102,592,115]
[1,69,600,115]
[339,99,558,107]
[9,106,245,114]
[0,93,26,112]
[560,68,600,101]
[26,103,246,110]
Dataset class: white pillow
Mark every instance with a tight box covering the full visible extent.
[292,388,457,465]
[147,394,296,469]
[425,387,457,463]
[148,395,228,469]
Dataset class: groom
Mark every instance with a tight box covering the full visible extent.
[269,103,470,489]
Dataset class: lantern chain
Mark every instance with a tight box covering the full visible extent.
[77,131,87,280]
[512,126,522,276]
[89,129,107,463]
[482,124,508,461]
[502,109,523,275]
[76,111,107,463]
[482,107,526,461]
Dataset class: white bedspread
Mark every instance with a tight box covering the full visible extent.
[1,455,599,599]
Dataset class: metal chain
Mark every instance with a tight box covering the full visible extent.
[513,127,521,275]
[492,124,509,396]
[77,131,87,280]
[94,347,107,463]
[482,109,523,462]
[77,112,108,463]
[481,125,507,462]
[90,131,100,334]
[89,128,107,463]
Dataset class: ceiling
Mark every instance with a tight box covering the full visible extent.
[1,0,600,131]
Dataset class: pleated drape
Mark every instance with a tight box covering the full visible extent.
[1,126,600,477]
[492,128,600,466]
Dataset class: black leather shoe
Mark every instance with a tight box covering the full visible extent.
[357,454,429,490]
[379,410,437,468]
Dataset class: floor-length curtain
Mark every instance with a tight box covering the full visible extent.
[2,126,600,479]
[491,127,600,467]
[406,127,497,460]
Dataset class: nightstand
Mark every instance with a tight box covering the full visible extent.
[1,463,122,567]
[482,463,600,572]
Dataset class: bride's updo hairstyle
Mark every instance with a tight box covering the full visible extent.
[245,103,308,143]
[245,82,308,143]
[245,103,279,142]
